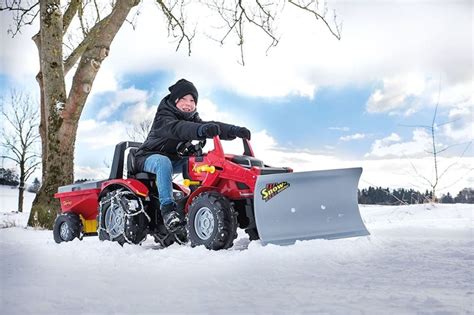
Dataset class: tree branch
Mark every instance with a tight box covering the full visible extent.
[63,15,112,75]
[62,0,81,34]
[156,0,195,56]
[0,1,40,37]
[0,155,21,164]
[399,123,431,129]
[288,0,341,40]
[402,153,433,188]
[238,0,279,57]
[438,141,472,181]
[25,161,41,180]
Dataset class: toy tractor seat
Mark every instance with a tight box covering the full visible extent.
[127,148,156,181]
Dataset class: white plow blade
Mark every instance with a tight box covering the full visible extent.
[254,167,369,245]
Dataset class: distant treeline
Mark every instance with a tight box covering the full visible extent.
[358,187,473,205]
[74,178,93,183]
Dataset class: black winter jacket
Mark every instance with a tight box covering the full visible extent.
[134,95,237,171]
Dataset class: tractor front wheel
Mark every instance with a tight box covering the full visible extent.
[53,212,82,243]
[187,191,238,250]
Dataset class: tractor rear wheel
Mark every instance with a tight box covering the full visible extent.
[98,189,148,245]
[187,191,238,250]
[53,212,82,243]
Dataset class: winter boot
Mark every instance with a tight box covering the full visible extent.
[161,203,184,233]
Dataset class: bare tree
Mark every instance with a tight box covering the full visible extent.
[126,118,153,143]
[401,88,472,202]
[0,90,41,212]
[1,0,341,228]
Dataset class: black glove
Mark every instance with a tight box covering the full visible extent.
[230,126,251,140]
[198,123,221,138]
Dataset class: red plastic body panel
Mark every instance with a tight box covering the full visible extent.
[54,189,101,220]
[185,136,268,211]
[101,178,149,197]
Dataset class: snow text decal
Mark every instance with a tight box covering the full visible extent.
[261,181,290,202]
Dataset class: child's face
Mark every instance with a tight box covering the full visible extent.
[176,94,196,113]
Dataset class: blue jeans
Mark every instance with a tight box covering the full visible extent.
[143,154,186,209]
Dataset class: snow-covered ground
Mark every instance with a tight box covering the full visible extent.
[0,185,473,314]
[0,185,36,228]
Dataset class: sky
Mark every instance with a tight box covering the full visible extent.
[0,0,472,196]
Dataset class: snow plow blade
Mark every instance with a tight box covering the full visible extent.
[254,167,369,245]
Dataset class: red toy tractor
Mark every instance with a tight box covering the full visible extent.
[53,137,369,250]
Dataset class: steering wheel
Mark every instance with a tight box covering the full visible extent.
[176,139,207,157]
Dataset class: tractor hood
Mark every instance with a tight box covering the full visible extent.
[225,154,292,175]
[226,154,264,168]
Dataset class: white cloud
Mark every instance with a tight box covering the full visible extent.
[366,129,431,158]
[77,119,129,149]
[123,102,156,125]
[74,165,109,181]
[366,73,473,115]
[0,11,39,82]
[2,1,472,105]
[380,133,401,144]
[197,98,233,123]
[329,127,350,132]
[96,1,470,99]
[97,87,148,120]
[340,133,366,142]
[443,106,474,142]
[366,73,426,114]
[436,80,473,110]
[89,67,119,95]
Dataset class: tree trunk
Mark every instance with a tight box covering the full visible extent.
[18,187,24,213]
[28,0,139,229]
[28,0,68,228]
[18,161,25,213]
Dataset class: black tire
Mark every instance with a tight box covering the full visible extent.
[98,189,148,245]
[53,212,82,243]
[187,191,238,250]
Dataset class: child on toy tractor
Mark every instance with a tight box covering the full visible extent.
[134,78,251,233]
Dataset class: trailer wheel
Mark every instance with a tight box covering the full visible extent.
[187,191,238,250]
[98,189,148,245]
[53,212,82,243]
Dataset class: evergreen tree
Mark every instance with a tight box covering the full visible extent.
[440,192,454,204]
[27,178,41,193]
[0,168,19,186]
[454,188,474,204]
